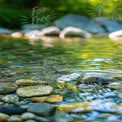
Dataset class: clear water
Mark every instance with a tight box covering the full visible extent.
[0,36,122,83]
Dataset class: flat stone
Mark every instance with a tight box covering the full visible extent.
[16,79,48,86]
[21,112,35,120]
[59,27,92,38]
[28,103,56,116]
[31,95,63,103]
[8,115,22,122]
[17,85,53,97]
[58,102,91,113]
[2,94,19,104]
[0,83,18,94]
[0,113,9,122]
[0,106,26,115]
[35,116,50,122]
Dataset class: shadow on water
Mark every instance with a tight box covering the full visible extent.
[0,35,122,84]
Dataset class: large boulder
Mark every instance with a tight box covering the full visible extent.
[59,27,92,38]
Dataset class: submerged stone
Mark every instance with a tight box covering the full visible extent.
[17,85,53,97]
[31,95,63,103]
[28,103,56,116]
[0,83,18,95]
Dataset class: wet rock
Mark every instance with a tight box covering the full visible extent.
[2,94,19,104]
[21,112,35,120]
[0,106,26,115]
[31,95,63,103]
[35,115,50,122]
[81,72,113,85]
[107,82,122,89]
[8,115,22,122]
[58,102,91,113]
[109,30,122,40]
[16,79,48,86]
[11,32,23,38]
[0,113,9,122]
[0,83,18,94]
[59,27,92,38]
[57,73,81,83]
[55,14,90,30]
[28,103,56,116]
[17,85,53,97]
[24,30,42,39]
[41,26,60,36]
[0,27,12,34]
[24,120,36,122]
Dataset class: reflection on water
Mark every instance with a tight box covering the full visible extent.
[0,36,122,83]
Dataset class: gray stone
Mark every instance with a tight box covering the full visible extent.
[17,85,53,97]
[24,120,36,122]
[0,113,9,122]
[21,112,35,120]
[2,94,19,104]
[35,115,50,122]
[59,27,92,38]
[8,115,22,122]
[41,26,60,36]
[28,103,56,116]
[0,83,18,94]
[55,14,90,30]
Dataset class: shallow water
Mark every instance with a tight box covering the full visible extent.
[0,36,121,83]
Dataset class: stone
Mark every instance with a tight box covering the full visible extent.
[81,72,113,85]
[2,94,19,104]
[57,73,81,83]
[17,85,53,97]
[31,95,63,103]
[0,27,12,34]
[59,27,92,38]
[35,116,50,122]
[0,113,9,122]
[11,32,23,38]
[16,79,48,86]
[109,30,122,40]
[40,26,60,36]
[55,14,90,30]
[0,106,26,115]
[8,115,22,122]
[24,120,36,122]
[28,103,56,116]
[58,102,91,113]
[21,112,35,120]
[24,30,42,39]
[0,83,18,94]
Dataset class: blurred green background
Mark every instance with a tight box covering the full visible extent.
[0,0,121,29]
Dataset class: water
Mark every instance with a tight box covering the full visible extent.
[0,36,121,82]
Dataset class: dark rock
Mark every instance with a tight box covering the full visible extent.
[28,103,56,116]
[0,106,26,115]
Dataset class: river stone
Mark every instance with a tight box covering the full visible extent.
[31,95,63,103]
[8,115,22,122]
[58,102,91,113]
[81,72,113,84]
[11,32,23,38]
[40,26,60,36]
[0,83,18,94]
[0,113,9,122]
[2,94,19,104]
[17,85,53,97]
[57,73,81,83]
[21,112,35,120]
[16,79,48,86]
[35,115,50,122]
[59,27,92,38]
[0,106,26,115]
[28,103,56,116]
